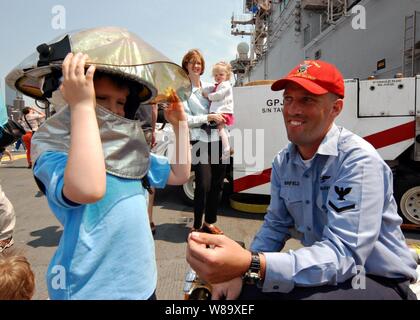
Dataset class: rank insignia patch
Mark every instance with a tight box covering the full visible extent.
[335,186,352,200]
[328,186,356,213]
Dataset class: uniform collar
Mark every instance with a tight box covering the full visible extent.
[286,123,340,163]
[316,123,339,157]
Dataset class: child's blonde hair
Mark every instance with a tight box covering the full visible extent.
[212,61,232,81]
[0,251,35,300]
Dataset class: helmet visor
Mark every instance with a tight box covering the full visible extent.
[6,27,191,104]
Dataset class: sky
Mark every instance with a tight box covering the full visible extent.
[0,0,251,106]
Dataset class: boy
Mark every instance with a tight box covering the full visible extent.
[29,29,191,299]
[0,251,35,300]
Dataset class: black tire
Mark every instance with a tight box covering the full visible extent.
[180,170,229,206]
[394,171,420,225]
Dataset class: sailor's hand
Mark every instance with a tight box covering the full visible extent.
[186,232,251,284]
[164,89,188,128]
[60,52,96,109]
[211,277,243,300]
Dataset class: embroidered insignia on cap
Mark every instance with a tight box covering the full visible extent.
[297,63,311,74]
[292,61,320,80]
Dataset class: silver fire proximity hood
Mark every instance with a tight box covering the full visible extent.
[6,26,191,179]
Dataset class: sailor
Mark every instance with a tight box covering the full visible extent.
[187,60,418,300]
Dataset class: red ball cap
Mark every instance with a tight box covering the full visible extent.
[271,60,345,98]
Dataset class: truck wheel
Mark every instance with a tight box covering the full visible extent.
[181,172,195,206]
[180,171,226,206]
[399,185,420,225]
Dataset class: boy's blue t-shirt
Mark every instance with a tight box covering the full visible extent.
[34,151,170,300]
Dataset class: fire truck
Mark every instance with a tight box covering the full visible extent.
[231,76,420,225]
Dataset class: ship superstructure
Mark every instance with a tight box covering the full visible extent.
[230,0,420,85]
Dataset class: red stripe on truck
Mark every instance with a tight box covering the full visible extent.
[362,121,415,149]
[233,168,272,193]
[233,121,415,193]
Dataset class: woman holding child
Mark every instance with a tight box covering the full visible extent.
[181,49,228,234]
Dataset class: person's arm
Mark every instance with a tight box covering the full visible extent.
[207,82,231,102]
[183,100,208,128]
[250,158,295,252]
[164,91,191,185]
[60,52,106,204]
[189,150,386,292]
[186,154,293,284]
[259,150,385,293]
[207,113,226,124]
[201,85,213,99]
[183,97,225,128]
[32,108,45,118]
[187,232,252,284]
[151,104,158,148]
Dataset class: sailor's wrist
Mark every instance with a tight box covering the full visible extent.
[241,251,263,285]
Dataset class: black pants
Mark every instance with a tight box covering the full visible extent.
[191,140,227,229]
[238,275,417,300]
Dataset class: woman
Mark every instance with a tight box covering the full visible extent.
[182,49,227,234]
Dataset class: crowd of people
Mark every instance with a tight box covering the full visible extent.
[0,27,418,300]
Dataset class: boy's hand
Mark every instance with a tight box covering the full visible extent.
[60,52,96,109]
[164,89,187,128]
